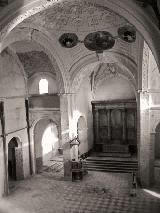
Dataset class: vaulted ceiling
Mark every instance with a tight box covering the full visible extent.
[19,1,141,66]
[4,0,160,95]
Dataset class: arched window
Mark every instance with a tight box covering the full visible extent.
[39,79,48,94]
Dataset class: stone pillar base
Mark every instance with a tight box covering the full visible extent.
[64,160,72,181]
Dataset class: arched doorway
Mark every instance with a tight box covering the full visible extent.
[77,116,88,156]
[154,123,160,185]
[155,123,160,159]
[34,119,59,173]
[8,137,23,181]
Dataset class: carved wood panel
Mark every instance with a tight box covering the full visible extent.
[111,109,122,142]
[99,109,108,143]
[92,100,137,152]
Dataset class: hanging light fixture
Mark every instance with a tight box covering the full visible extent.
[83,31,115,52]
[59,33,79,48]
[58,25,136,51]
[118,25,136,43]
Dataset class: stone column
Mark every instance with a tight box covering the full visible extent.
[138,41,153,186]
[139,92,151,186]
[122,109,126,143]
[150,132,156,185]
[60,95,72,181]
[0,138,5,197]
[107,109,111,141]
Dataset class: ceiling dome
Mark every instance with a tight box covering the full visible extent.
[22,2,127,33]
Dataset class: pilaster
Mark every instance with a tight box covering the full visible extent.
[60,94,72,181]
[139,91,151,186]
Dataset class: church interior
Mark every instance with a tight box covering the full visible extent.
[0,0,160,212]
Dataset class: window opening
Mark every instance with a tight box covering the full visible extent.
[39,79,48,94]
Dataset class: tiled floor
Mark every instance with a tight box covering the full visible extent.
[1,168,160,213]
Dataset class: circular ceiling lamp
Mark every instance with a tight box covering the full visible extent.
[118,25,136,43]
[84,31,115,52]
[59,33,78,48]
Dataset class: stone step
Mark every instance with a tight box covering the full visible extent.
[86,158,138,164]
[85,156,138,173]
[103,144,129,153]
[86,162,138,167]
[96,152,131,158]
[86,163,138,169]
[87,167,137,173]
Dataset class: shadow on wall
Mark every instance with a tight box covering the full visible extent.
[77,116,88,155]
[155,123,160,159]
[34,120,59,173]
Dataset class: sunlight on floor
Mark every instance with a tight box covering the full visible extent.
[143,189,160,199]
[0,200,29,213]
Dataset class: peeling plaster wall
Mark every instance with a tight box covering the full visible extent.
[17,51,54,77]
[0,50,29,196]
[0,50,26,97]
[94,76,135,101]
[4,98,30,179]
[17,51,58,94]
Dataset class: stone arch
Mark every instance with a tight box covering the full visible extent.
[0,47,27,97]
[31,116,60,141]
[71,54,137,96]
[29,72,58,95]
[77,116,88,156]
[8,137,24,182]
[70,51,137,83]
[0,0,160,71]
[5,47,28,95]
[1,27,67,93]
[94,74,137,102]
[33,118,60,173]
[93,63,137,96]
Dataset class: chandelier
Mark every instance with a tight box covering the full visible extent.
[59,25,136,52]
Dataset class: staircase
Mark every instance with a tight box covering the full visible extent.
[85,157,138,173]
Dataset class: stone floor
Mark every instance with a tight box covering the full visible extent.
[1,168,160,213]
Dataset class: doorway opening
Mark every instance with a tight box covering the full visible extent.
[8,137,23,182]
[155,123,160,160]
[8,138,18,180]
[34,119,59,173]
